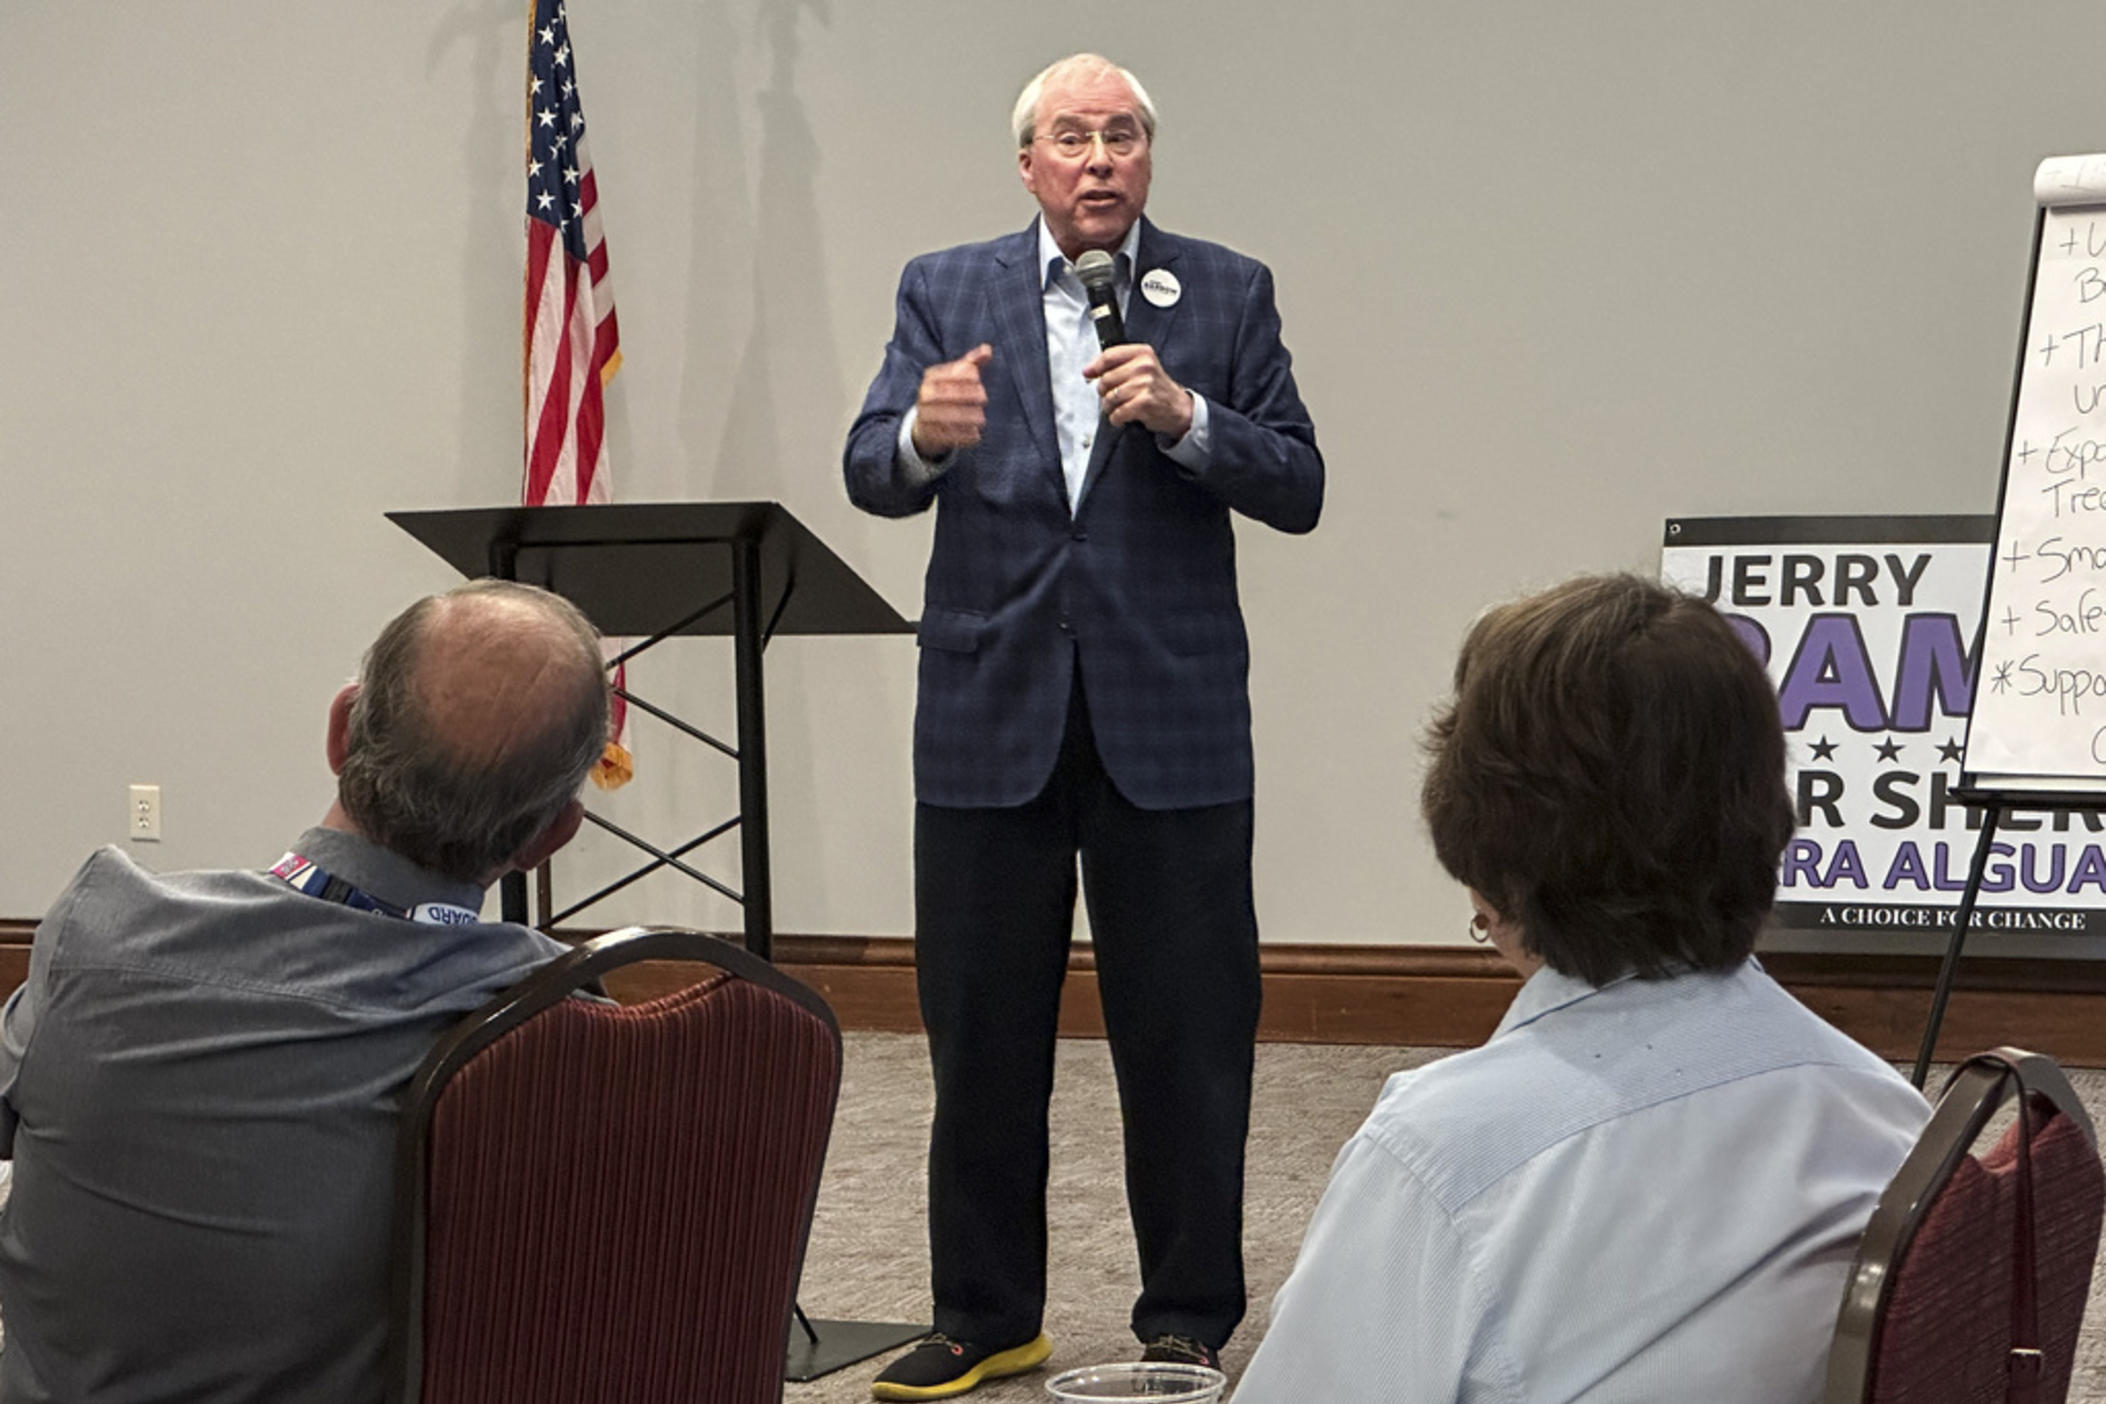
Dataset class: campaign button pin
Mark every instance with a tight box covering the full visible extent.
[1140,269,1181,308]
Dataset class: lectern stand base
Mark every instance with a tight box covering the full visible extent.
[785,1318,929,1383]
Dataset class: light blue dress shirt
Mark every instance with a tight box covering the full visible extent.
[1234,960,1931,1404]
[895,216,1210,512]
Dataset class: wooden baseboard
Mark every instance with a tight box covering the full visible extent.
[7,920,2104,1066]
[605,934,2106,1069]
[0,924,32,1005]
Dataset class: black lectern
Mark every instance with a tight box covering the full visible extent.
[390,502,924,1382]
[389,501,910,957]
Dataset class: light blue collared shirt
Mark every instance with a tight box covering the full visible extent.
[896,216,1210,513]
[1235,960,1931,1404]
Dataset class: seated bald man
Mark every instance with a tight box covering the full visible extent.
[0,580,610,1404]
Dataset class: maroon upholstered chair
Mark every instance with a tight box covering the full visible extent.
[385,927,842,1404]
[1824,1047,2104,1404]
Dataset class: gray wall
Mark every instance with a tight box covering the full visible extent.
[4,1,2098,944]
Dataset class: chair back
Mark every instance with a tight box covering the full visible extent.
[385,927,843,1404]
[1825,1046,2104,1404]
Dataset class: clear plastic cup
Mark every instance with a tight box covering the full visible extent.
[1044,1361,1227,1402]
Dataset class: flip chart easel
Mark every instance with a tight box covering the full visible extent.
[1922,155,2106,1085]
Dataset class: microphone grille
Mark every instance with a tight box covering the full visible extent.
[1073,249,1117,292]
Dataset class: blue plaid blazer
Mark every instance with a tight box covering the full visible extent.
[845,219,1323,810]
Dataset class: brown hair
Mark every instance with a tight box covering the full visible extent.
[1421,574,1795,985]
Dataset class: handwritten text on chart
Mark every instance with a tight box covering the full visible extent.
[1968,206,2106,782]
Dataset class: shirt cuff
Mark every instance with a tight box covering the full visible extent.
[896,410,953,486]
[1159,392,1212,469]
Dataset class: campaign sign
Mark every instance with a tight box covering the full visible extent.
[1661,516,2106,943]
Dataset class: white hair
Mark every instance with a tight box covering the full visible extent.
[1010,53,1158,148]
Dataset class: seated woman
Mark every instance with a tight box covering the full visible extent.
[1234,574,1930,1404]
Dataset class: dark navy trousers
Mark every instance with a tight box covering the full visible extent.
[913,677,1260,1351]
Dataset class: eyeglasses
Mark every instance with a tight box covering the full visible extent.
[1032,126,1147,160]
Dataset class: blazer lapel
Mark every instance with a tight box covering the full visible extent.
[1076,219,1182,511]
[1121,218,1184,350]
[989,225,1059,471]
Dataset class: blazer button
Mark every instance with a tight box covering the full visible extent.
[1058,616,1073,634]
[1071,528,1087,542]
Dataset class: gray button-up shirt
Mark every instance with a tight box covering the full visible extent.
[0,827,568,1403]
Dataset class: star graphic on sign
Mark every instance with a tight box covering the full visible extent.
[1874,737,1904,762]
[1808,735,1838,762]
[1938,736,1966,764]
[537,107,556,128]
[1991,661,2014,693]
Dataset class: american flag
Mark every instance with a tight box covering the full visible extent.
[525,0,631,787]
[524,0,620,507]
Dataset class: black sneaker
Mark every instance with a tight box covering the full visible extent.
[1139,1333,1221,1371]
[870,1332,1053,1400]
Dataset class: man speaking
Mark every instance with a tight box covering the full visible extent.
[844,53,1323,1401]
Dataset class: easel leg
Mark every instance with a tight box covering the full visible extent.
[1911,803,2003,1089]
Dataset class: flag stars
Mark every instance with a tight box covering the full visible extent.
[528,5,600,253]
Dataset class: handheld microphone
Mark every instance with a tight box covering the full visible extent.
[1073,250,1128,348]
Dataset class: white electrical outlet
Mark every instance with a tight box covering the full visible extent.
[129,784,162,842]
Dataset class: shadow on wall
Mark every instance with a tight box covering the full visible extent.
[693,0,843,508]
[703,0,845,921]
[431,0,528,507]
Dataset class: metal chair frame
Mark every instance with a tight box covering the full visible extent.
[1825,1046,2098,1402]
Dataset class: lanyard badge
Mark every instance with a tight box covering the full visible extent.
[269,853,482,927]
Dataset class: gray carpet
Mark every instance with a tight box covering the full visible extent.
[786,1033,2106,1404]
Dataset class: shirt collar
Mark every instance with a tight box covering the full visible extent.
[1492,963,1638,1040]
[1492,955,1757,1040]
[291,825,488,922]
[1038,215,1142,293]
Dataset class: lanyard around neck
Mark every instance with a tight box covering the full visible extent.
[269,852,482,927]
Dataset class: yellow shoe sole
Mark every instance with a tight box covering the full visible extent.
[871,1333,1054,1400]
